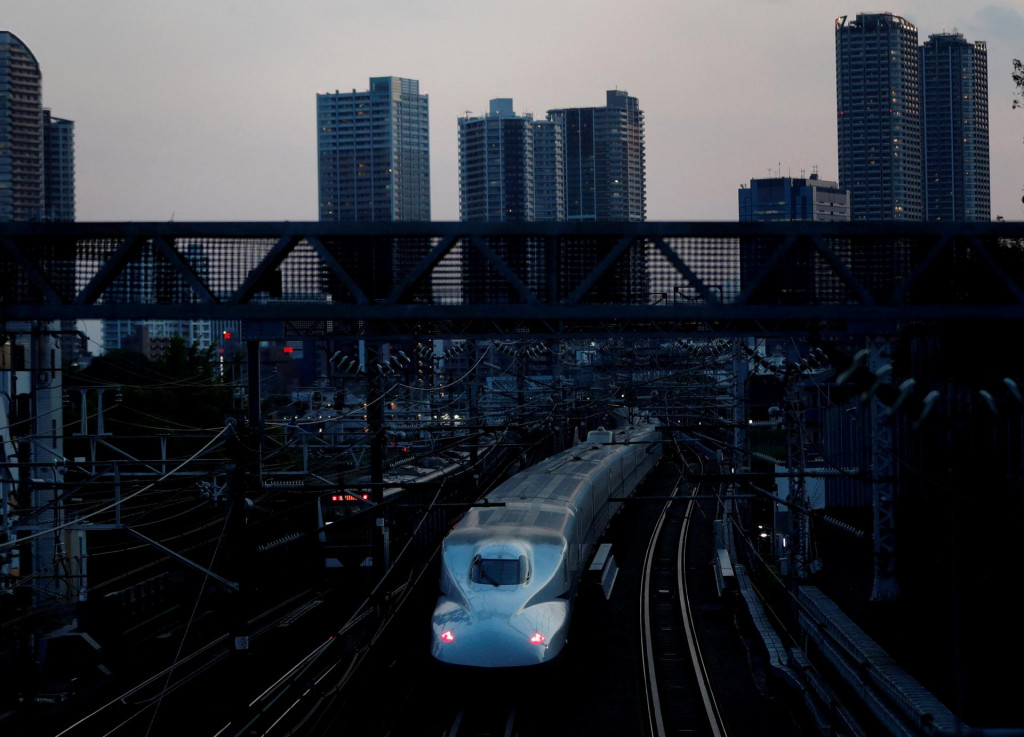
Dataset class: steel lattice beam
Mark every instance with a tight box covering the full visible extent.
[1,220,1022,338]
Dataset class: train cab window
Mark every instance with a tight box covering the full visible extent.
[320,493,374,524]
[471,555,529,586]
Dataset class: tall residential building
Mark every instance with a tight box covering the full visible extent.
[920,32,990,221]
[459,99,535,222]
[43,109,74,221]
[835,13,922,220]
[457,99,564,304]
[537,90,648,306]
[548,89,646,222]
[458,98,564,223]
[738,171,851,222]
[0,31,44,222]
[316,76,430,222]
[532,118,565,222]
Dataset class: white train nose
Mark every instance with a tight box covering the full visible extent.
[431,600,568,667]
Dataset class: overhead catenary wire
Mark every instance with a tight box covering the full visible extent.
[0,424,232,553]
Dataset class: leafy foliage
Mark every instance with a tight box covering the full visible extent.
[68,337,234,435]
[1014,58,1023,111]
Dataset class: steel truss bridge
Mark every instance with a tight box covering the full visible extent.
[2,220,1024,337]
[4,219,1024,735]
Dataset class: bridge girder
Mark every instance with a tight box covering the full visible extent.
[1,220,1022,339]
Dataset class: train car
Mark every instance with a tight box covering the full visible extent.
[316,490,377,569]
[318,454,465,569]
[430,418,661,668]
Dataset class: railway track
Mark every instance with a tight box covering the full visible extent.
[32,440,798,737]
[444,705,517,737]
[641,444,728,737]
[24,582,367,737]
[307,444,746,737]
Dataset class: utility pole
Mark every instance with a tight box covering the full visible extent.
[226,341,261,658]
[366,341,388,572]
[221,337,261,720]
[468,340,480,471]
[783,363,810,582]
[223,413,252,723]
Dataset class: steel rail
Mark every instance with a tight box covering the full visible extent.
[676,461,728,737]
[640,467,682,736]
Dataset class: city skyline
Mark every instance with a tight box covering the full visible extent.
[4,1,1023,222]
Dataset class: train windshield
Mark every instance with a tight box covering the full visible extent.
[319,493,374,525]
[470,555,528,586]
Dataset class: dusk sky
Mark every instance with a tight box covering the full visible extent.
[6,1,1024,222]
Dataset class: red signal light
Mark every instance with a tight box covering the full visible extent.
[440,630,455,643]
[222,331,231,339]
[529,632,545,645]
[283,346,294,354]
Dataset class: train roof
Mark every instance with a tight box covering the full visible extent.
[487,422,658,503]
[450,503,571,544]
[447,421,660,540]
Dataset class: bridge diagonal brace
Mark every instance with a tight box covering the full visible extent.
[152,235,218,304]
[468,234,540,305]
[965,233,1024,305]
[2,234,69,307]
[388,233,461,304]
[650,236,722,303]
[230,233,304,305]
[805,233,878,305]
[565,234,638,306]
[73,234,145,306]
[734,233,797,306]
[306,234,369,305]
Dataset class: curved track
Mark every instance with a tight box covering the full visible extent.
[641,443,728,737]
[32,440,795,737]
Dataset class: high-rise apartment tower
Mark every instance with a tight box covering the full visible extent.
[548,90,646,222]
[458,98,564,222]
[43,109,75,221]
[920,32,990,221]
[835,13,922,220]
[317,77,430,222]
[459,99,534,222]
[0,31,44,222]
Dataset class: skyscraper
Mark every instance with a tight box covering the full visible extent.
[43,109,75,221]
[458,99,536,222]
[457,99,563,303]
[835,13,922,220]
[458,99,565,223]
[531,118,565,222]
[316,76,430,222]
[920,32,990,221]
[548,90,646,222]
[537,90,648,305]
[0,31,44,222]
[458,98,564,223]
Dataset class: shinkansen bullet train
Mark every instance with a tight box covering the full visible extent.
[430,418,662,668]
